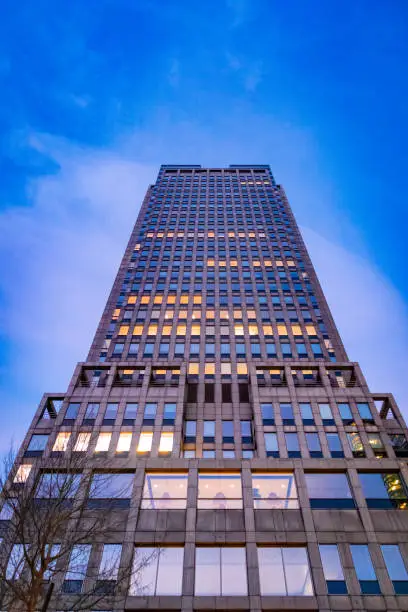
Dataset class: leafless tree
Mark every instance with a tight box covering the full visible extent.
[0,448,156,611]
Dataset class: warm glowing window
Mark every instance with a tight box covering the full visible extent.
[228,231,235,237]
[74,433,91,452]
[220,310,229,320]
[247,310,256,319]
[277,324,288,336]
[178,309,188,319]
[264,259,272,266]
[205,363,215,375]
[95,433,111,453]
[191,324,201,336]
[53,432,71,452]
[147,324,158,335]
[230,259,238,266]
[112,309,120,320]
[119,325,129,336]
[233,310,243,319]
[153,296,163,304]
[237,363,248,375]
[306,325,317,335]
[137,432,153,454]
[180,295,189,304]
[164,310,174,320]
[116,432,132,453]
[127,296,137,304]
[263,324,273,335]
[14,464,32,483]
[287,260,295,266]
[188,363,199,375]
[206,310,215,319]
[193,295,202,305]
[158,432,174,454]
[207,259,215,266]
[219,260,226,267]
[133,325,143,336]
[167,295,176,304]
[234,324,244,336]
[248,324,259,336]
[162,325,172,336]
[291,325,302,336]
[253,260,260,267]
[140,296,150,305]
[176,325,186,336]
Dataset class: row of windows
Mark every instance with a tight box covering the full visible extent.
[4,541,408,596]
[55,399,378,426]
[10,469,408,511]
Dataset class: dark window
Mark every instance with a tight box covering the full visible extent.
[187,383,198,403]
[205,384,215,403]
[239,384,249,402]
[222,383,232,403]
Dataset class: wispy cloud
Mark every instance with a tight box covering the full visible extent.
[168,58,180,87]
[226,52,264,91]
[0,133,156,451]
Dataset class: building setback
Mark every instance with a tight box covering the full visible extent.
[6,164,408,610]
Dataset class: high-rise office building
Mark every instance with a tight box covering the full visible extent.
[6,164,408,611]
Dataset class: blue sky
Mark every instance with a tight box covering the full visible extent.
[1,0,408,451]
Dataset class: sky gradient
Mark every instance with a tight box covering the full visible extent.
[1,0,408,451]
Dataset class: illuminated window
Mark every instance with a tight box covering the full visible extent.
[306,325,317,336]
[153,295,163,304]
[112,308,120,319]
[95,433,112,453]
[142,472,188,509]
[162,324,172,335]
[237,363,248,376]
[233,310,243,319]
[147,324,158,336]
[291,324,302,336]
[252,473,298,509]
[221,363,231,375]
[140,296,150,304]
[158,432,174,455]
[277,324,287,336]
[137,432,153,454]
[180,295,189,304]
[167,295,176,304]
[248,324,259,336]
[191,324,201,336]
[234,324,244,336]
[118,325,129,336]
[53,432,71,452]
[133,325,143,336]
[193,295,202,304]
[164,309,174,320]
[13,464,32,483]
[116,432,132,453]
[176,325,186,336]
[188,363,199,375]
[127,295,137,304]
[74,432,91,452]
[197,472,243,509]
[263,324,273,336]
[178,309,188,319]
[205,363,215,376]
